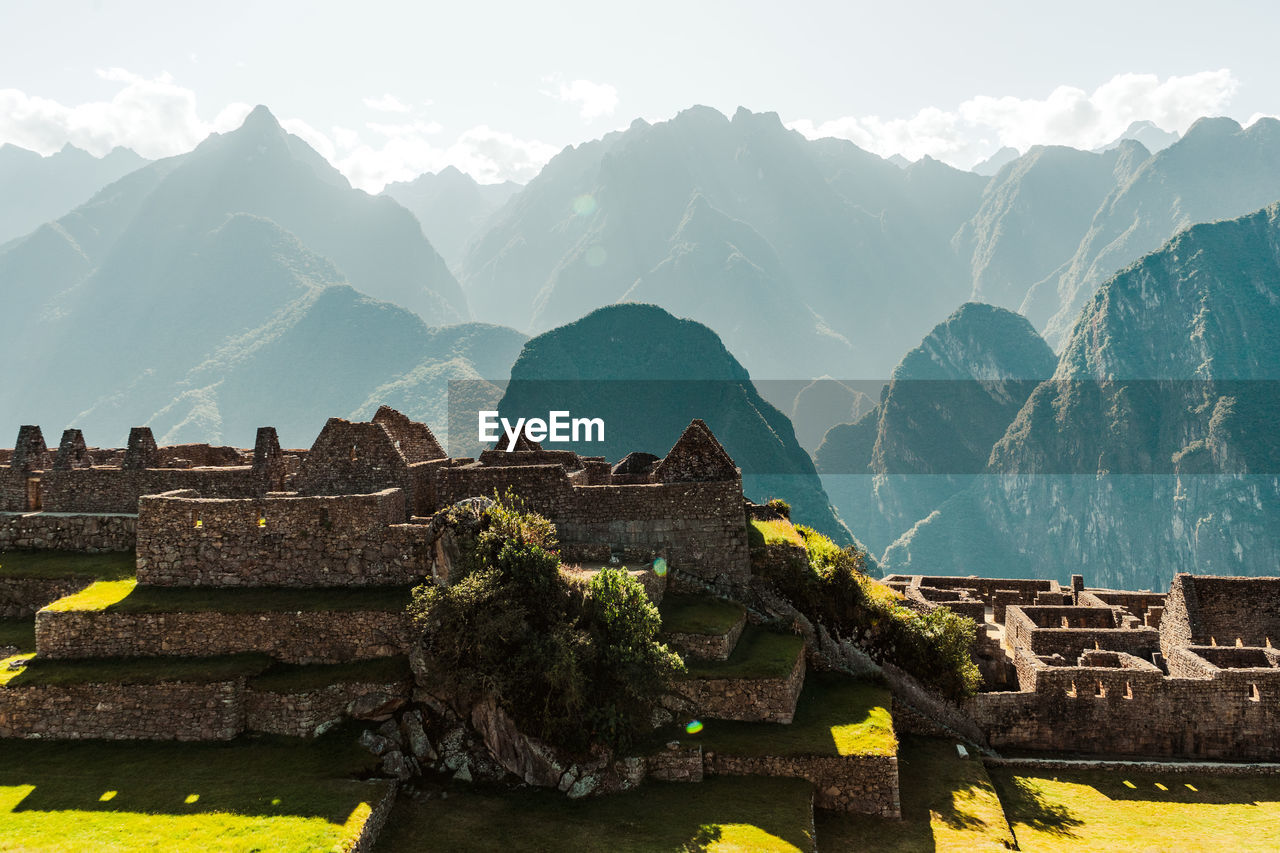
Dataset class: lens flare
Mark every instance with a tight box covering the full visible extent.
[572,194,597,216]
[652,557,668,577]
[685,720,703,734]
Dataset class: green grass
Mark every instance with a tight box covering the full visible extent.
[1,653,412,692]
[0,726,388,852]
[2,654,274,688]
[0,619,35,653]
[748,518,804,548]
[0,550,135,581]
[682,624,803,681]
[375,775,815,852]
[660,594,746,636]
[669,672,897,759]
[818,736,1015,851]
[989,766,1280,852]
[43,580,413,614]
[248,656,411,693]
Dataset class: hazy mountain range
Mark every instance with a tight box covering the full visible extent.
[0,143,147,248]
[4,103,1280,589]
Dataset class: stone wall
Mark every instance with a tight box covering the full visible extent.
[35,609,414,664]
[0,511,137,552]
[674,647,805,723]
[0,576,92,619]
[1079,589,1167,623]
[1005,605,1160,661]
[645,744,704,782]
[135,489,432,587]
[437,464,749,585]
[245,680,411,737]
[0,681,243,740]
[707,752,900,816]
[39,466,266,514]
[1170,575,1280,648]
[295,419,414,512]
[968,647,1280,759]
[665,614,746,662]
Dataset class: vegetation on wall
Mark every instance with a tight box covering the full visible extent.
[761,522,980,700]
[409,496,684,755]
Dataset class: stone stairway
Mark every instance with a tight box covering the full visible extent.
[655,592,902,817]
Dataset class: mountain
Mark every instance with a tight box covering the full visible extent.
[971,146,1020,177]
[789,378,874,455]
[0,107,495,443]
[459,105,987,379]
[1026,116,1280,346]
[381,166,521,269]
[954,142,1151,310]
[493,303,853,544]
[884,203,1280,588]
[0,143,147,247]
[816,303,1055,553]
[1095,120,1179,154]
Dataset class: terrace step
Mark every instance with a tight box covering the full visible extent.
[656,673,901,816]
[672,625,807,723]
[660,593,748,662]
[34,581,414,664]
[0,652,411,741]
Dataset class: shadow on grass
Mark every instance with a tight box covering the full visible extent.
[0,725,381,822]
[376,777,815,852]
[1082,772,1269,806]
[994,775,1083,839]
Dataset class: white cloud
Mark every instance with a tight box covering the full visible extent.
[787,70,1240,168]
[545,77,619,120]
[362,93,412,113]
[0,70,554,190]
[0,68,245,158]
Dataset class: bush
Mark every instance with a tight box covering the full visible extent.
[767,525,980,700]
[765,498,791,519]
[410,495,682,754]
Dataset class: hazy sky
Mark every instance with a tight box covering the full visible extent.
[2,0,1277,190]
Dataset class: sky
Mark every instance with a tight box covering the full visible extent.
[2,0,1278,191]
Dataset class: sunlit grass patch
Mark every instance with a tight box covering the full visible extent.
[989,767,1280,852]
[41,581,412,614]
[749,518,805,548]
[0,727,387,852]
[669,672,897,759]
[818,736,1014,851]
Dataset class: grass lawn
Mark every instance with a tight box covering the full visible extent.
[748,518,804,548]
[0,550,135,581]
[1,653,411,692]
[682,625,803,681]
[672,672,896,759]
[818,736,1014,852]
[660,594,746,636]
[43,580,413,614]
[0,619,35,653]
[0,726,389,852]
[376,776,815,853]
[989,766,1280,852]
[1,654,274,687]
[248,656,411,692]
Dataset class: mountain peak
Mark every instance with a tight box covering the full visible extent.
[243,104,281,129]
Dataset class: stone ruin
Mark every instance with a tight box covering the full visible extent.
[884,570,1280,760]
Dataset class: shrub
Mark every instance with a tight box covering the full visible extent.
[767,525,980,700]
[765,498,791,519]
[410,495,682,755]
